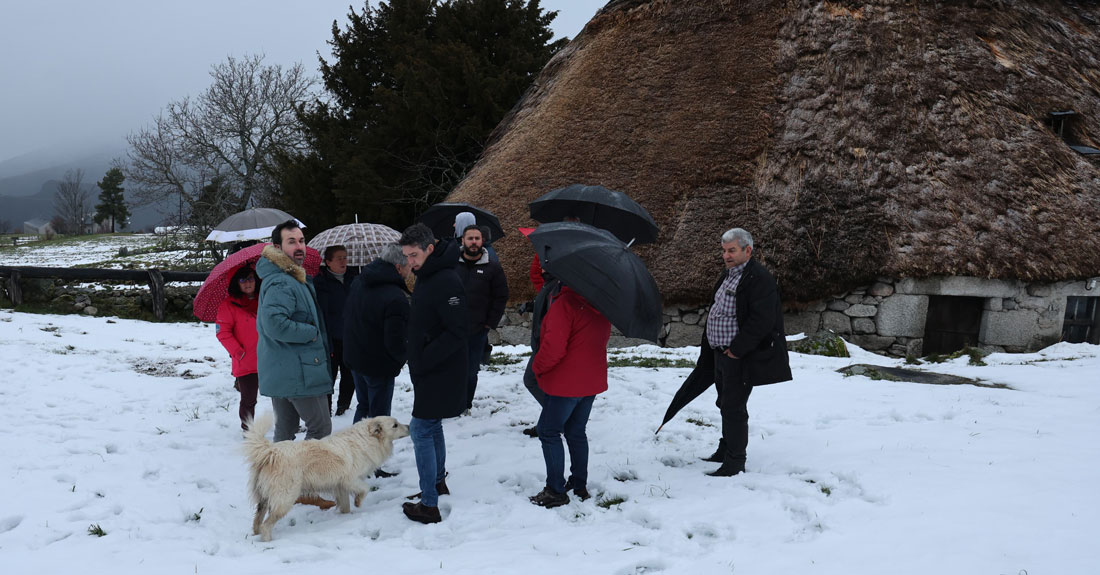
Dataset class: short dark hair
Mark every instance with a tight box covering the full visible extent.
[323,245,347,261]
[462,225,482,238]
[399,223,435,250]
[271,219,300,246]
[227,265,258,297]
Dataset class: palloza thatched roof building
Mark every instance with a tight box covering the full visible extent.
[448,0,1100,310]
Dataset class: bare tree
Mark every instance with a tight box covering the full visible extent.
[124,54,314,227]
[53,169,89,235]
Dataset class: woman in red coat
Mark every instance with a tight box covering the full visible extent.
[216,265,260,430]
[529,285,611,508]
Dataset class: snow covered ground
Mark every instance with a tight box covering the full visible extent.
[1,309,1097,574]
[1,234,192,268]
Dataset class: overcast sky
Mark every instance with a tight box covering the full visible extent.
[0,0,598,163]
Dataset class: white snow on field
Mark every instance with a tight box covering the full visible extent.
[0,234,192,268]
[1,309,1097,575]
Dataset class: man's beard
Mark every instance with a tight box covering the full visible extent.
[464,245,481,258]
[293,250,306,264]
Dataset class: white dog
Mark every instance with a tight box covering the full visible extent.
[243,413,409,541]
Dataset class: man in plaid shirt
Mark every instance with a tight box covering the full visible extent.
[702,228,792,476]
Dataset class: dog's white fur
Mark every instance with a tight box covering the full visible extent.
[243,413,409,541]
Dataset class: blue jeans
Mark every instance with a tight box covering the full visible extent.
[410,416,447,507]
[351,370,395,423]
[465,329,489,410]
[537,394,595,494]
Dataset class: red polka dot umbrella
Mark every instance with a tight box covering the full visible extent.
[192,243,322,322]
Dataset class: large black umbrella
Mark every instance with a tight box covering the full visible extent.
[418,203,505,242]
[528,222,662,342]
[529,184,659,244]
[655,336,715,434]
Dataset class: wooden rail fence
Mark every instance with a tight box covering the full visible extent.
[0,266,209,321]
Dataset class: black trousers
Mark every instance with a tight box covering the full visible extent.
[328,339,355,411]
[714,352,753,464]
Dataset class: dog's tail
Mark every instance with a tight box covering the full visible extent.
[243,413,277,504]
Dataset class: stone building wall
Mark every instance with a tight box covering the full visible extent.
[488,275,1100,356]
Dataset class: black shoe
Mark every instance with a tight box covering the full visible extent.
[705,462,745,477]
[373,468,398,478]
[564,477,590,501]
[529,487,570,508]
[522,426,539,438]
[405,478,450,500]
[701,439,727,463]
[335,406,348,416]
[402,502,441,524]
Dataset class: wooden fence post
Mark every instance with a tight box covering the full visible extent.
[7,270,21,306]
[147,269,165,321]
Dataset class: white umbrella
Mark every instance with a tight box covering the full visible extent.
[205,207,305,243]
[307,223,402,267]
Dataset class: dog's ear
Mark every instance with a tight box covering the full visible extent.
[368,420,383,438]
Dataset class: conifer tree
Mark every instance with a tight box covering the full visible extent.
[94,167,130,232]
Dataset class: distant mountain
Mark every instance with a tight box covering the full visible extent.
[0,143,166,231]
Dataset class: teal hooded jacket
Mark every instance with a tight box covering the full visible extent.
[255,245,333,399]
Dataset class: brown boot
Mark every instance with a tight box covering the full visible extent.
[296,494,336,509]
[402,502,442,524]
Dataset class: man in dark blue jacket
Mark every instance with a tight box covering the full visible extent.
[343,244,410,423]
[313,245,358,415]
[398,223,468,524]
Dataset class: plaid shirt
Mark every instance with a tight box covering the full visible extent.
[706,262,748,349]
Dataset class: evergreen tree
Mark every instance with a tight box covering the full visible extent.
[276,0,565,231]
[93,167,130,232]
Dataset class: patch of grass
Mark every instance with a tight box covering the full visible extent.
[904,355,922,365]
[685,418,714,428]
[820,485,832,496]
[87,523,107,537]
[608,356,694,368]
[486,353,522,366]
[187,508,204,522]
[596,495,626,509]
[185,407,201,421]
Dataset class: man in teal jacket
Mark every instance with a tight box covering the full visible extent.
[256,220,333,442]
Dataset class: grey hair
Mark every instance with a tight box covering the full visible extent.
[721,228,753,248]
[399,223,435,250]
[379,243,406,267]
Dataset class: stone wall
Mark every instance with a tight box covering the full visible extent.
[489,275,1098,356]
[4,278,200,321]
[782,276,1099,356]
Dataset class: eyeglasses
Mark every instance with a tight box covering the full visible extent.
[238,276,256,283]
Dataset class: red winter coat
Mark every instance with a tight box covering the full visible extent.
[216,295,259,377]
[532,286,611,397]
[529,254,544,293]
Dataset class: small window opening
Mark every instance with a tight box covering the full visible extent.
[1062,296,1100,345]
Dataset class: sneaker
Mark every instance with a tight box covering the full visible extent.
[529,487,570,508]
[522,426,538,438]
[406,478,450,500]
[564,477,590,501]
[402,502,441,524]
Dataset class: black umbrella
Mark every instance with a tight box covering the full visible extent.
[418,202,505,243]
[655,336,715,434]
[528,222,662,342]
[529,184,659,244]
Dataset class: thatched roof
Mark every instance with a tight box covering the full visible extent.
[447,0,1100,303]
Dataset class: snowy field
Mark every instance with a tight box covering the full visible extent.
[0,234,192,268]
[1,309,1097,574]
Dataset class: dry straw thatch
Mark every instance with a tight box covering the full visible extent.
[448,0,1100,304]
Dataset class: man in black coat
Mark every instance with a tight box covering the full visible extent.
[455,224,509,413]
[703,228,792,477]
[313,245,359,415]
[398,223,468,524]
[343,243,410,424]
